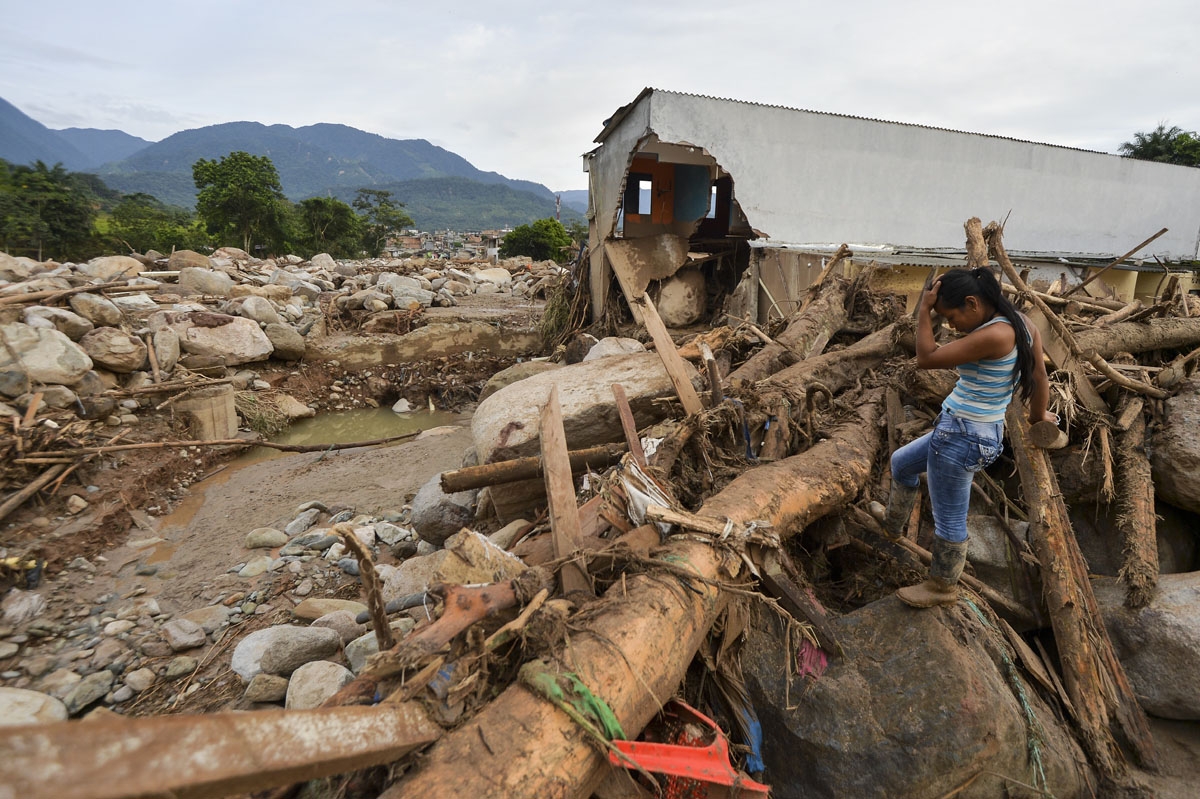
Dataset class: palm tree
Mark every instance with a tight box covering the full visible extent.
[1119,123,1198,165]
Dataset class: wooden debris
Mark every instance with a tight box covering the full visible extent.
[1064,227,1168,298]
[1115,409,1158,610]
[611,383,647,469]
[440,443,626,493]
[1030,419,1069,450]
[540,384,594,597]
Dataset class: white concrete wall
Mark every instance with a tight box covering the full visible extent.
[593,90,1200,261]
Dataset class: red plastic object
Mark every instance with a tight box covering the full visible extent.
[607,700,771,798]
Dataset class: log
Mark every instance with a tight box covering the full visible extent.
[699,342,723,405]
[726,274,851,384]
[0,280,129,306]
[1085,352,1169,399]
[1115,410,1158,609]
[382,395,886,799]
[0,703,440,799]
[1030,419,1069,449]
[765,322,899,394]
[1074,317,1200,359]
[0,464,69,524]
[31,432,421,458]
[1006,406,1157,776]
[540,385,593,597]
[611,384,647,469]
[1064,228,1168,297]
[964,217,988,267]
[441,444,626,493]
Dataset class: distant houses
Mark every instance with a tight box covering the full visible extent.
[385,228,509,261]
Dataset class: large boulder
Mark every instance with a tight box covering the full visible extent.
[78,327,147,373]
[168,250,213,271]
[153,327,180,372]
[471,351,704,522]
[1093,573,1200,720]
[264,323,306,361]
[1151,377,1200,514]
[78,255,143,281]
[742,599,1087,799]
[285,661,353,710]
[68,293,123,327]
[0,687,67,726]
[0,323,92,385]
[259,626,342,676]
[655,266,706,326]
[237,295,283,326]
[310,253,337,271]
[478,360,562,402]
[0,252,33,282]
[22,306,93,340]
[178,267,235,297]
[150,311,273,366]
[377,273,434,307]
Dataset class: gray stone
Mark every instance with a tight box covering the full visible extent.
[179,267,235,297]
[582,336,646,362]
[110,293,159,312]
[90,638,127,670]
[63,670,114,715]
[169,250,213,271]
[742,599,1086,799]
[244,672,289,703]
[39,668,81,699]
[478,360,562,402]
[238,295,283,326]
[310,610,367,645]
[150,310,273,365]
[285,660,353,710]
[264,323,306,361]
[1094,572,1200,719]
[245,527,289,549]
[23,306,94,340]
[0,371,26,398]
[344,620,416,673]
[32,384,77,409]
[310,253,337,271]
[123,667,156,693]
[391,398,413,413]
[410,473,477,546]
[0,642,19,659]
[0,323,92,386]
[161,618,207,651]
[285,508,322,536]
[231,626,290,681]
[0,686,68,726]
[1151,376,1200,514]
[78,327,147,373]
[180,604,231,634]
[153,327,180,373]
[259,626,342,676]
[78,255,143,280]
[68,293,124,327]
[238,556,273,577]
[292,598,367,622]
[164,656,198,680]
[1,589,47,627]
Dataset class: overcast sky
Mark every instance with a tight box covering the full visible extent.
[3,0,1199,192]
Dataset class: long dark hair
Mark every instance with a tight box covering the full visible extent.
[936,267,1034,400]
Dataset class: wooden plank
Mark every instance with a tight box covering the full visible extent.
[539,384,593,596]
[604,241,704,415]
[1027,306,1110,418]
[440,444,626,493]
[1064,227,1168,297]
[0,703,440,799]
[611,383,647,468]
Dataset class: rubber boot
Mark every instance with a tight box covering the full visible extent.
[867,482,920,538]
[897,536,968,608]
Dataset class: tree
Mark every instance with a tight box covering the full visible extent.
[353,189,414,256]
[0,159,96,260]
[499,217,573,262]
[109,193,211,254]
[1119,123,1200,167]
[192,151,289,253]
[297,196,362,258]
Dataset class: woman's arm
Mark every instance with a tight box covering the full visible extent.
[1027,322,1054,424]
[914,281,1015,370]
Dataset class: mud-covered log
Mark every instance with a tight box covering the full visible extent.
[1116,410,1158,609]
[440,444,626,493]
[383,396,886,799]
[1006,407,1157,777]
[727,275,852,384]
[765,322,899,394]
[1074,317,1200,358]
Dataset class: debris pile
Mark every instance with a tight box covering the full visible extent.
[3,220,1200,798]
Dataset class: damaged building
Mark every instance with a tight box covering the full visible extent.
[584,88,1200,325]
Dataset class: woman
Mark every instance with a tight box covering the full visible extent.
[871,267,1054,607]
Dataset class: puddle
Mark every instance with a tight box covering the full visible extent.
[153,408,460,533]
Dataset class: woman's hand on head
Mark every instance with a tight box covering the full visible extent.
[919,279,941,314]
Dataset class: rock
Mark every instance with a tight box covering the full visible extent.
[742,600,1086,799]
[150,310,273,365]
[231,627,289,681]
[292,598,368,622]
[63,670,115,715]
[34,384,78,409]
[0,687,68,725]
[23,306,94,340]
[488,518,532,551]
[168,250,213,271]
[564,333,600,364]
[103,619,135,636]
[0,371,26,398]
[582,336,646,361]
[0,252,33,282]
[110,293,159,313]
[245,527,289,549]
[472,351,703,521]
[310,253,337,271]
[474,267,513,288]
[381,531,526,602]
[68,293,124,327]
[1094,573,1200,719]
[2,589,46,626]
[285,660,353,710]
[285,508,322,536]
[275,393,315,420]
[410,473,477,546]
[0,642,19,659]
[39,668,82,699]
[151,327,180,373]
[180,604,232,634]
[238,556,273,577]
[161,618,207,651]
[78,327,147,373]
[377,273,436,307]
[965,515,1030,602]
[90,638,128,670]
[164,656,199,680]
[123,667,156,693]
[230,284,293,303]
[0,323,92,385]
[259,626,342,676]
[374,522,412,546]
[1151,376,1200,514]
[264,323,306,361]
[177,267,234,297]
[344,620,416,673]
[478,360,562,402]
[237,295,283,326]
[78,255,143,280]
[654,266,706,326]
[244,672,289,703]
[391,398,413,413]
[310,610,367,645]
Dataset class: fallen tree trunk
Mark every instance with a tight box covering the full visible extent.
[1116,410,1158,609]
[727,275,851,384]
[764,322,899,394]
[441,443,627,493]
[383,395,885,799]
[1006,407,1157,779]
[1074,317,1200,358]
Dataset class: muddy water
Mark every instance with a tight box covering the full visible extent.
[154,408,460,533]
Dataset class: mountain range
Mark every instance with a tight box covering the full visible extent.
[0,97,583,230]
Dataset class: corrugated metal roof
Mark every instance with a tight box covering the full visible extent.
[595,87,1155,164]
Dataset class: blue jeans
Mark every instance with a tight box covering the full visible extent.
[890,412,1003,544]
